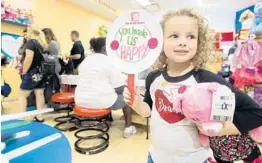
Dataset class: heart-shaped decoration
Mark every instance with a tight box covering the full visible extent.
[155,89,185,124]
[1,34,23,58]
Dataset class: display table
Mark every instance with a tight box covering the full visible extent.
[1,120,72,163]
[61,74,145,87]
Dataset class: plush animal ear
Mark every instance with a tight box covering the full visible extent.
[178,85,187,94]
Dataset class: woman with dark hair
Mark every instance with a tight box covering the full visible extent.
[42,28,61,76]
[75,37,136,138]
[42,28,61,95]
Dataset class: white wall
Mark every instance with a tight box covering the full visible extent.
[152,9,236,32]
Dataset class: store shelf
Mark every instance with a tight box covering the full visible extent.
[1,19,29,27]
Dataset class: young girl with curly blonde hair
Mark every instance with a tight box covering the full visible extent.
[124,9,262,163]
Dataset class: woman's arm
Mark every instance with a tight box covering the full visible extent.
[22,49,34,74]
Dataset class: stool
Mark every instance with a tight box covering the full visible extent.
[52,92,76,131]
[73,106,111,155]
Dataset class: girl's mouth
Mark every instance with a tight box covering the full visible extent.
[174,50,189,55]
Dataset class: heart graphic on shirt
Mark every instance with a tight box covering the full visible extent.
[2,35,24,58]
[155,89,185,124]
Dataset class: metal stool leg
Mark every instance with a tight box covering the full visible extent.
[54,102,76,131]
[74,115,110,155]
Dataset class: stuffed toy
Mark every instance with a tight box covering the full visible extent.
[252,2,262,34]
[1,1,6,19]
[173,82,262,147]
[98,25,108,37]
[16,9,27,25]
[4,5,17,21]
[239,9,254,30]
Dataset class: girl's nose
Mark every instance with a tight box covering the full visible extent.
[179,43,187,47]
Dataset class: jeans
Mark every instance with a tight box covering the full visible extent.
[147,154,208,163]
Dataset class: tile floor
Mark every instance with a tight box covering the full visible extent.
[40,110,261,163]
[43,110,151,163]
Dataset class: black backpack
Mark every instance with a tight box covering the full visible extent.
[34,41,57,76]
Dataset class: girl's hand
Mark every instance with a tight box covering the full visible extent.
[198,121,240,137]
[197,125,224,137]
[123,87,142,109]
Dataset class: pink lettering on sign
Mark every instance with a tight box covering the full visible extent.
[119,44,149,62]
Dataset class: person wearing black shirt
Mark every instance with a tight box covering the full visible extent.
[18,26,47,122]
[67,30,85,74]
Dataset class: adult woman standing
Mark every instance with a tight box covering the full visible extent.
[42,28,61,77]
[42,28,61,93]
[18,26,47,122]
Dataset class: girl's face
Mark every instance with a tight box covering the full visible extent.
[163,16,198,64]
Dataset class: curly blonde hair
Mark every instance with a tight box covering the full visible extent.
[154,8,214,70]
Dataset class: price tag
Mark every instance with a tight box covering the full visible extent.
[210,86,236,122]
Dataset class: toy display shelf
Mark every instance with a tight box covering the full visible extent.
[1,19,29,27]
[238,29,262,43]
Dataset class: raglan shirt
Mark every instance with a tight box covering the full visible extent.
[143,68,262,163]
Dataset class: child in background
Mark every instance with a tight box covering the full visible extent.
[124,9,262,163]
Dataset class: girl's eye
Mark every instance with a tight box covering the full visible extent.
[187,35,196,39]
[169,34,178,39]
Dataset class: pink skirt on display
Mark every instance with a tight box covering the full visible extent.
[231,67,262,88]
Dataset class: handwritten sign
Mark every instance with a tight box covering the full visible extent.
[106,10,163,104]
[106,10,163,74]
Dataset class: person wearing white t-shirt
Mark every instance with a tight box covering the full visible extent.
[75,37,136,138]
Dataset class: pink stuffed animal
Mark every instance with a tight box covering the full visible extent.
[174,82,262,147]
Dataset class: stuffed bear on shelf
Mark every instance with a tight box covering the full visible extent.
[252,2,262,34]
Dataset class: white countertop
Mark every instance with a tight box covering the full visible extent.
[61,75,145,88]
